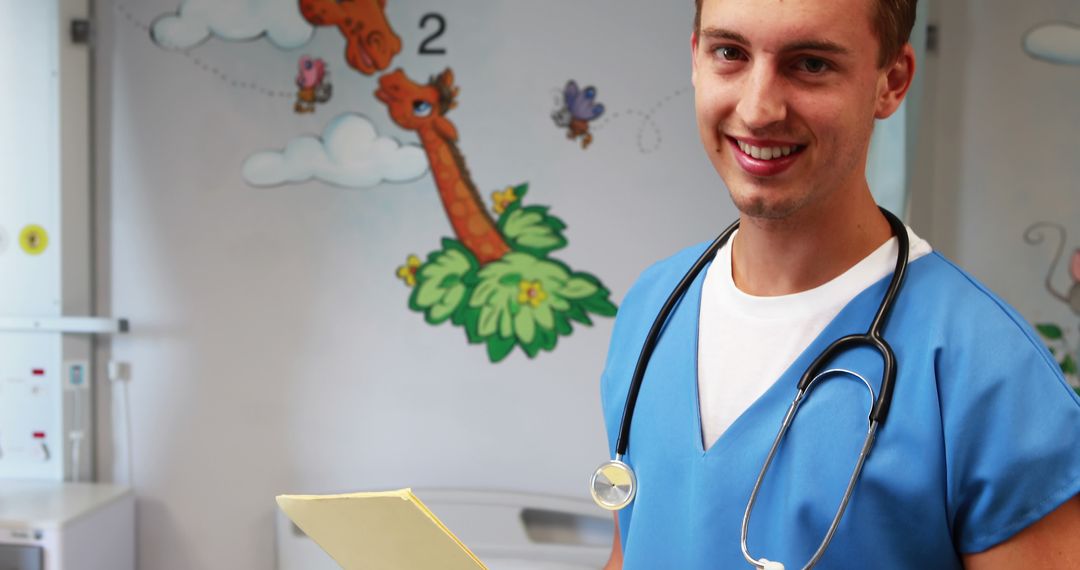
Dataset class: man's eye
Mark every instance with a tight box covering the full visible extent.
[798,58,830,74]
[715,46,744,61]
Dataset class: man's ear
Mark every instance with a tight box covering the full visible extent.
[691,31,700,86]
[875,43,916,119]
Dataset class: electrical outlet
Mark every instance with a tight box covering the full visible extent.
[64,360,89,389]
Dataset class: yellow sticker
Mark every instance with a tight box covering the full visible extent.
[19,225,49,255]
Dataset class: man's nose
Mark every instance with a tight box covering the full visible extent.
[735,66,787,129]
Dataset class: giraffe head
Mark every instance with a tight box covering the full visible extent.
[300,0,401,75]
[375,68,459,141]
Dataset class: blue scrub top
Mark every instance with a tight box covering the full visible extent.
[600,244,1080,569]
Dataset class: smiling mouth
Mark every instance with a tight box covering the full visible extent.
[729,137,806,161]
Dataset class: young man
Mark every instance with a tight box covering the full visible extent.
[600,0,1080,567]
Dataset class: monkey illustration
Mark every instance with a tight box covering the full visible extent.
[1024,222,1080,315]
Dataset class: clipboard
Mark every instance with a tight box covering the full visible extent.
[276,488,487,570]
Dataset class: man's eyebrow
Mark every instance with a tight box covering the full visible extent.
[698,26,852,56]
[782,39,851,56]
[699,27,750,45]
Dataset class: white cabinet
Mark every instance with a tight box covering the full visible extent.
[0,481,134,570]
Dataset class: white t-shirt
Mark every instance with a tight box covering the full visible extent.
[697,227,932,450]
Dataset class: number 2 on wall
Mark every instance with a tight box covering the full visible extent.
[419,13,447,55]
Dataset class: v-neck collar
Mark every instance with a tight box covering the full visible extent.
[682,260,800,457]
[683,258,899,458]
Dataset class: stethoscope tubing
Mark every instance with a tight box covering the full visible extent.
[741,369,881,570]
[809,208,909,424]
[617,207,907,456]
[614,219,740,458]
[604,208,911,568]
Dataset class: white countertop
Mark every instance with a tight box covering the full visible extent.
[0,480,133,529]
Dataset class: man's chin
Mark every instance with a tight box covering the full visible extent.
[730,194,806,221]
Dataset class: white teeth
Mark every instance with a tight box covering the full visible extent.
[736,141,800,161]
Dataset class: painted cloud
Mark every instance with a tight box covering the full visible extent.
[242,114,429,189]
[152,0,313,50]
[1023,22,1080,66]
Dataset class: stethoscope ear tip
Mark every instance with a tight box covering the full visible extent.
[758,559,785,570]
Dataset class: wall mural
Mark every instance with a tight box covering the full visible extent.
[298,0,401,75]
[149,0,314,50]
[242,113,428,188]
[131,0,622,363]
[555,84,691,155]
[1025,223,1080,395]
[1023,22,1080,66]
[1020,20,1080,394]
[294,55,332,114]
[376,69,616,361]
[552,80,605,150]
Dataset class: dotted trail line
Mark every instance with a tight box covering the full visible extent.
[114,2,295,99]
[589,86,690,154]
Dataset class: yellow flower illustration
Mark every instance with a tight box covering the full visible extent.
[518,279,548,308]
[396,254,421,287]
[491,186,519,214]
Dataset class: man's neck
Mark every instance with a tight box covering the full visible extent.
[729,187,893,297]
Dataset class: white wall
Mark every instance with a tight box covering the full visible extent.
[94,1,732,568]
[90,0,1080,568]
[911,0,1080,340]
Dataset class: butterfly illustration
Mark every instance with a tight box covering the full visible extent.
[294,55,333,114]
[552,80,605,149]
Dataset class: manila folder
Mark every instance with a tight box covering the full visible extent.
[276,488,487,570]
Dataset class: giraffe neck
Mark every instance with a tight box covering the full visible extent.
[417,127,509,264]
[419,129,480,206]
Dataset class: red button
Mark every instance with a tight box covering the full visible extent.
[32,432,46,439]
[32,369,45,376]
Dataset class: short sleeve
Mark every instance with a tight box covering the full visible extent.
[937,292,1080,553]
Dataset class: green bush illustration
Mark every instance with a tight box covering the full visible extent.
[400,183,617,362]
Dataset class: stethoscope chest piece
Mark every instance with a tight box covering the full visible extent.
[590,459,637,510]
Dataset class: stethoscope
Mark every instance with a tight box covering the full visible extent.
[590,208,910,570]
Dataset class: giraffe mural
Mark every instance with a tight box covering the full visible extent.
[376,69,509,264]
[151,0,619,362]
[376,68,617,362]
[299,0,402,75]
[1025,222,1080,395]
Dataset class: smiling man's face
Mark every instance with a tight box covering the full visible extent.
[692,0,905,222]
